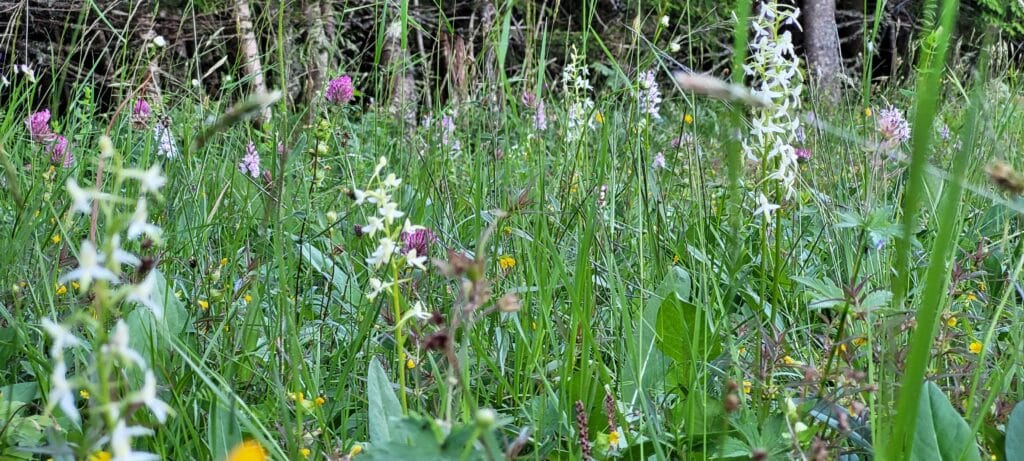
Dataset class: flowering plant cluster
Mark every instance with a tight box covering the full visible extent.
[26,109,75,167]
[41,135,172,459]
[637,69,663,121]
[562,46,595,143]
[352,157,433,301]
[741,0,804,217]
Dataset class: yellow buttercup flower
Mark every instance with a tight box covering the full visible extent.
[864,107,872,117]
[300,448,311,458]
[56,284,68,296]
[608,430,620,445]
[227,440,266,461]
[852,337,868,347]
[965,293,978,302]
[220,257,228,266]
[947,317,958,328]
[595,112,605,124]
[71,281,80,291]
[314,396,326,406]
[782,355,796,365]
[349,445,363,457]
[498,255,516,271]
[742,380,752,394]
[406,358,416,369]
[969,341,983,354]
[87,452,112,461]
[79,389,90,400]
[684,114,694,124]
[243,294,253,303]
[51,234,61,245]
[197,299,209,310]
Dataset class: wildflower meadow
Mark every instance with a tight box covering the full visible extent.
[2,0,1024,459]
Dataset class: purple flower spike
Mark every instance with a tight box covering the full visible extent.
[326,75,355,105]
[877,106,911,143]
[26,109,55,142]
[402,227,437,256]
[49,136,74,167]
[238,142,261,178]
[133,99,152,127]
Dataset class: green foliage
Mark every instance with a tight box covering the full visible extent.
[1006,401,1024,455]
[909,382,981,461]
[976,0,1024,38]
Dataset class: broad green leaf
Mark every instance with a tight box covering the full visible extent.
[1005,401,1024,455]
[208,397,242,459]
[909,381,981,461]
[296,238,364,307]
[367,357,403,444]
[655,292,720,382]
[126,269,190,359]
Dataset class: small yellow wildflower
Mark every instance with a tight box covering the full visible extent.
[197,299,209,310]
[502,225,513,236]
[87,452,112,461]
[220,257,228,266]
[299,448,311,458]
[80,389,90,400]
[498,255,516,271]
[742,380,752,394]
[406,358,416,369]
[864,107,872,117]
[314,396,326,406]
[852,337,868,347]
[595,112,605,124]
[969,341,983,354]
[738,347,747,355]
[227,440,267,461]
[349,445,363,457]
[979,281,988,292]
[782,355,796,365]
[838,343,847,353]
[56,284,68,296]
[683,113,694,124]
[51,234,61,245]
[672,255,680,264]
[608,430,620,445]
[947,317,958,328]
[72,281,80,291]
[243,294,253,303]
[289,391,306,403]
[965,293,978,302]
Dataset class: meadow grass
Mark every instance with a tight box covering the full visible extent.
[2,0,1024,459]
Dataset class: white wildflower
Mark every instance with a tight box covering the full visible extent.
[41,319,82,359]
[132,371,172,423]
[126,271,163,318]
[109,421,159,461]
[102,320,145,367]
[127,198,162,241]
[405,248,427,270]
[60,240,117,290]
[366,238,397,268]
[47,361,79,423]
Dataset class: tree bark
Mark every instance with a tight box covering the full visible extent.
[803,0,843,103]
[235,0,272,122]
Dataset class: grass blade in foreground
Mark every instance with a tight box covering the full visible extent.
[887,0,965,457]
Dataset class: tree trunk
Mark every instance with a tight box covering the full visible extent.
[803,0,843,103]
[235,0,272,122]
